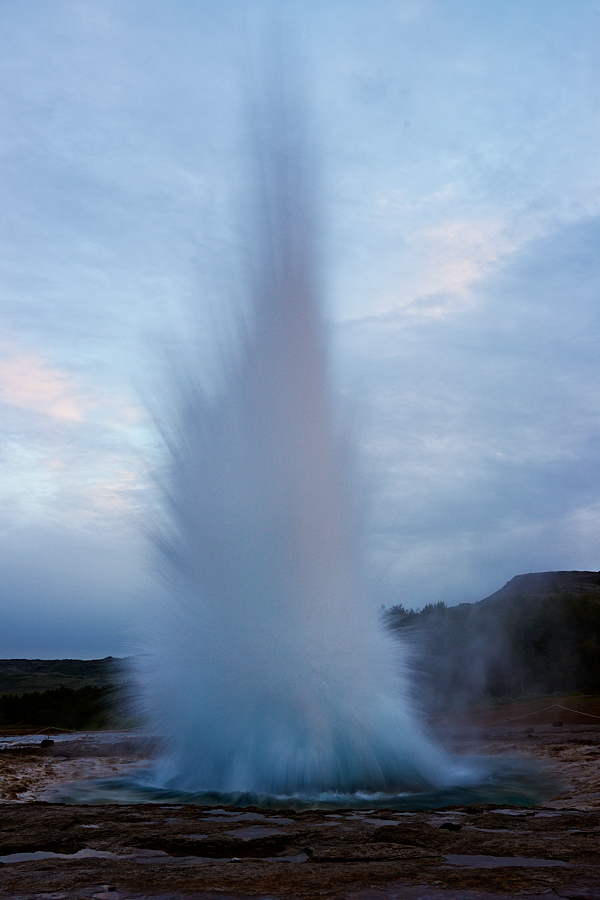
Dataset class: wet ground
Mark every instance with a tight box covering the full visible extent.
[1,724,599,899]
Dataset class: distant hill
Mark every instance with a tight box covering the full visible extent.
[0,657,124,696]
[385,570,600,706]
[3,571,600,709]
[479,570,600,604]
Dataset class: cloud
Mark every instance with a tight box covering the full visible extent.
[0,347,89,421]
[0,341,151,533]
[341,214,600,607]
[0,522,147,658]
[402,216,517,317]
[1,1,600,655]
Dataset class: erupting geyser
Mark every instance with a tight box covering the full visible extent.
[68,66,551,809]
[141,85,463,803]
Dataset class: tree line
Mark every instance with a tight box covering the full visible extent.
[384,589,600,706]
[0,684,113,730]
[2,580,598,729]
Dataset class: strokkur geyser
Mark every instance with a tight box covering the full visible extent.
[63,69,552,809]
[144,109,462,796]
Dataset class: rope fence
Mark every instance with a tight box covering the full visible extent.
[480,703,600,726]
[30,725,74,735]
[0,724,80,748]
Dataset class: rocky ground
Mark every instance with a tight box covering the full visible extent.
[1,724,599,900]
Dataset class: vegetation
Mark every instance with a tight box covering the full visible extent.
[385,573,600,705]
[2,571,599,723]
[0,684,114,730]
[0,657,121,695]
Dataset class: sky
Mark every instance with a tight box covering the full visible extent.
[2,0,600,657]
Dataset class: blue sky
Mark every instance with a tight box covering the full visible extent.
[2,0,600,657]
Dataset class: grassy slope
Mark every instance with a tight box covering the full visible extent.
[386,570,600,702]
[0,658,124,695]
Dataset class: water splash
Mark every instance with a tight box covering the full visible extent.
[57,757,554,809]
[141,90,458,798]
[76,63,553,809]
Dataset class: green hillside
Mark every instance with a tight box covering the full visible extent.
[3,571,600,716]
[0,657,124,696]
[385,570,600,705]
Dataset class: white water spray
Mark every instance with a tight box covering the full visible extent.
[137,75,470,801]
[64,61,550,810]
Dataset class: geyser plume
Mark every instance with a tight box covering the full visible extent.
[113,67,552,810]
[141,82,453,799]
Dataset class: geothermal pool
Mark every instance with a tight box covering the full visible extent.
[0,724,598,807]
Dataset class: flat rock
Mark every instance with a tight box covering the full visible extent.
[0,802,599,900]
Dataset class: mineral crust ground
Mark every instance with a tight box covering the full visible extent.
[1,724,599,900]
